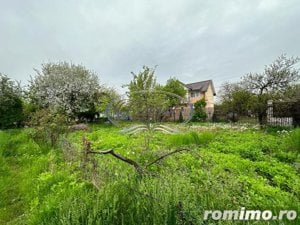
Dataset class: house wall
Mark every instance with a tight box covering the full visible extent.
[204,83,214,108]
[188,92,204,104]
[204,83,215,118]
[184,86,189,103]
[186,84,214,106]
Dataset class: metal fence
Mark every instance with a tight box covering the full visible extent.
[267,100,295,126]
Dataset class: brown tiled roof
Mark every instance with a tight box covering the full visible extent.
[185,80,216,95]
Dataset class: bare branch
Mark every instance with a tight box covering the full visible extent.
[83,136,192,174]
[87,148,144,173]
[146,148,191,168]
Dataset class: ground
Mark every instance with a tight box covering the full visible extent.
[0,122,299,225]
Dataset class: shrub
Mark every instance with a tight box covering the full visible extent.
[265,125,293,134]
[27,109,68,146]
[191,99,207,122]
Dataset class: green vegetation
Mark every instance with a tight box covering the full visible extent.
[191,99,207,122]
[0,124,299,224]
[126,67,188,123]
[0,73,24,129]
[126,66,163,122]
[163,77,187,107]
[0,57,299,224]
[218,55,300,125]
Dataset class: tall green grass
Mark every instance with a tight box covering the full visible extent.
[288,128,300,153]
[0,129,59,225]
[167,131,214,147]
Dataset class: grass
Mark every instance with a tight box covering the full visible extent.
[0,123,299,224]
[289,128,300,153]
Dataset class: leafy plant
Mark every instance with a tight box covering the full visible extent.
[27,109,68,146]
[191,99,207,122]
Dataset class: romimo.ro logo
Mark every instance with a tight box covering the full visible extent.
[204,208,297,221]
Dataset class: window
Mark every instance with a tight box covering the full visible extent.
[191,91,200,97]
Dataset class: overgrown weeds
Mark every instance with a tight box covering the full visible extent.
[0,124,299,225]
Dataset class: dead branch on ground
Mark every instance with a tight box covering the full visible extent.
[82,136,192,174]
[146,148,190,168]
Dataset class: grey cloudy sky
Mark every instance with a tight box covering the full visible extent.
[1,0,300,94]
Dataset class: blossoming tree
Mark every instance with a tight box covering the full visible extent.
[28,62,102,119]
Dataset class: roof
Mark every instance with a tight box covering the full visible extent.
[185,80,216,95]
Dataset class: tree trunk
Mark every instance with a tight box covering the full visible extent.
[258,113,264,126]
[257,91,266,126]
[258,107,267,126]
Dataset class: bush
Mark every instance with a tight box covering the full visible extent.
[27,109,68,146]
[191,99,207,122]
[265,125,293,134]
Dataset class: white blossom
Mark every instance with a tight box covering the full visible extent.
[29,62,101,117]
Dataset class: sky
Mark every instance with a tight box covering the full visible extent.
[1,0,300,94]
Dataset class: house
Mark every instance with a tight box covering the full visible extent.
[180,80,216,119]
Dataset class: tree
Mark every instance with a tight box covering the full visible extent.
[282,83,300,101]
[28,62,102,119]
[97,87,125,120]
[162,77,187,122]
[191,99,207,122]
[219,82,254,116]
[126,66,167,123]
[163,77,186,107]
[279,84,300,127]
[0,73,23,128]
[242,55,300,125]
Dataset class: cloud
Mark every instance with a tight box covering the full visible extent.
[1,0,299,94]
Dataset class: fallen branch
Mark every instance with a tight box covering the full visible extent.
[146,148,191,168]
[87,149,144,173]
[83,136,192,174]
